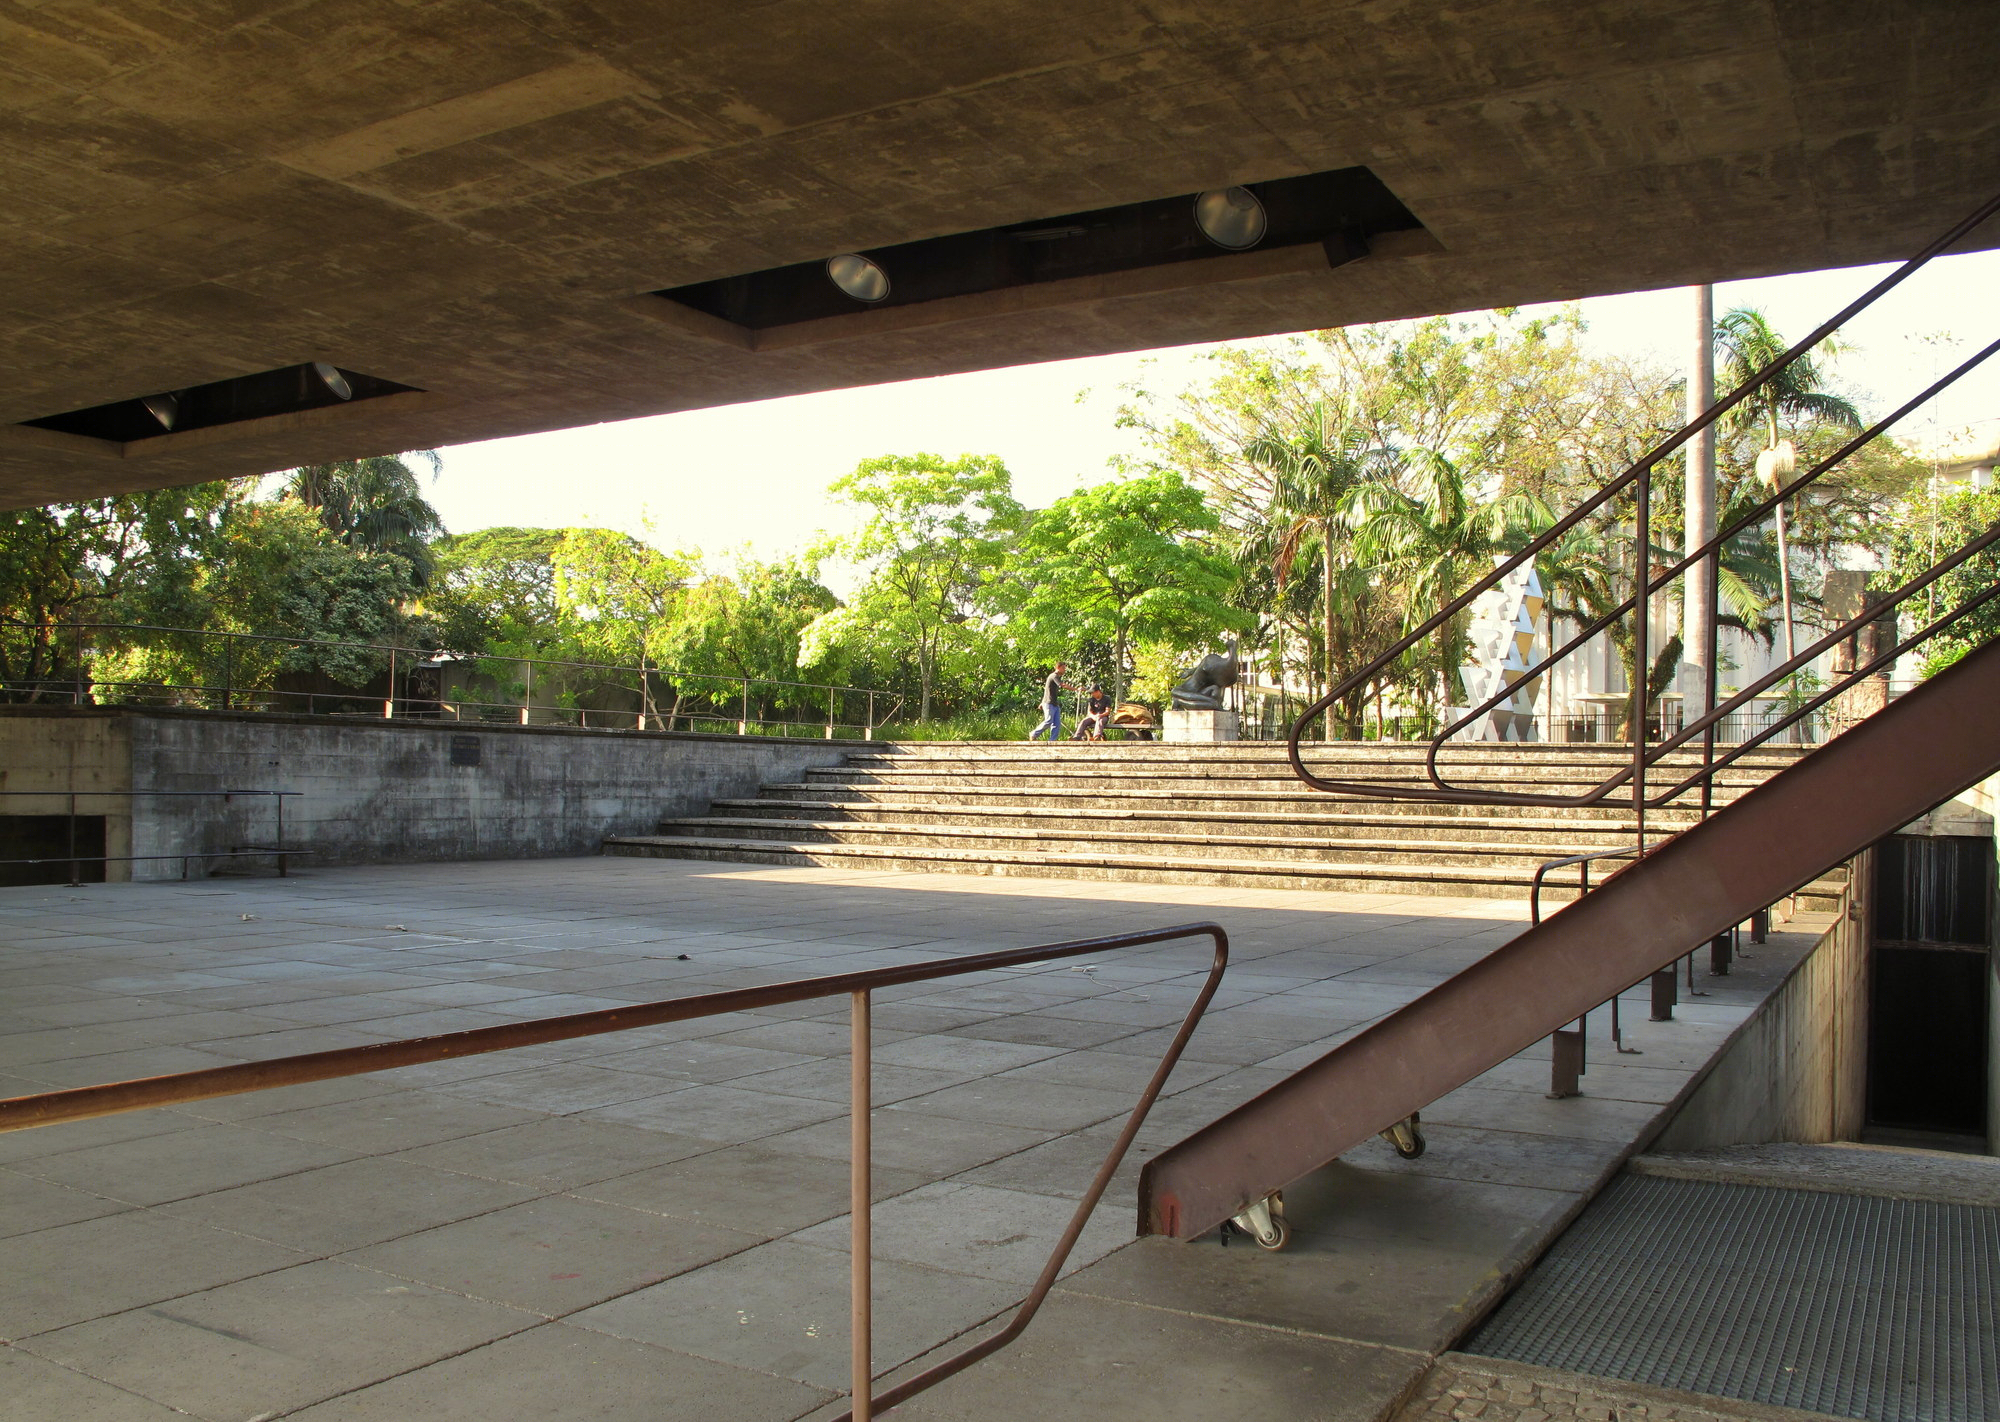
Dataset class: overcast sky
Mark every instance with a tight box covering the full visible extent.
[427,248,2000,572]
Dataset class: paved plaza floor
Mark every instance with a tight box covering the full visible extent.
[0,858,1821,1421]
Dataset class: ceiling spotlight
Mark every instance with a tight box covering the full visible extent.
[826,253,890,303]
[140,392,180,431]
[312,361,354,400]
[1193,186,1268,250]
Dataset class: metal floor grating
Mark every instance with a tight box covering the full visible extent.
[1465,1172,1999,1422]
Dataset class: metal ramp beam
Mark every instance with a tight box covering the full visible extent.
[1139,635,2000,1240]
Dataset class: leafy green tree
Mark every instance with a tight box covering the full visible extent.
[654,555,840,722]
[818,454,1025,720]
[1006,471,1250,702]
[427,527,566,654]
[279,453,445,586]
[1240,402,1407,725]
[551,527,696,726]
[1874,482,2000,678]
[0,482,232,699]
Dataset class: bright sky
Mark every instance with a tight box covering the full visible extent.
[428,248,2000,575]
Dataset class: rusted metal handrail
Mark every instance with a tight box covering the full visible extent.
[0,920,1229,1421]
[1284,189,2000,815]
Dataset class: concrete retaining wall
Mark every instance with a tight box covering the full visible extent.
[0,707,851,879]
[1650,861,1871,1152]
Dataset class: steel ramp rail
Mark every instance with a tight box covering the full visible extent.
[1137,634,2000,1241]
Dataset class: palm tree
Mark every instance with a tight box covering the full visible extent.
[1354,451,1550,731]
[281,452,445,586]
[1242,403,1405,735]
[1713,309,1862,661]
[1538,515,1775,741]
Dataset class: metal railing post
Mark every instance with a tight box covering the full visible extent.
[851,988,872,1422]
[739,679,749,736]
[827,685,836,740]
[865,691,875,741]
[385,646,397,720]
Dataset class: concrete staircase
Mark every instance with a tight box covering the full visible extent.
[604,742,1845,906]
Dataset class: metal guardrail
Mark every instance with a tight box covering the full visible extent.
[5,622,902,740]
[1282,189,2000,840]
[0,920,1230,1422]
[0,788,304,884]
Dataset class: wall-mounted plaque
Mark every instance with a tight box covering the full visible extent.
[449,734,481,767]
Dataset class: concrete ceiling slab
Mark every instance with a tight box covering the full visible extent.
[2,0,1996,508]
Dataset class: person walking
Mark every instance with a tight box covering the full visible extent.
[1027,661,1069,741]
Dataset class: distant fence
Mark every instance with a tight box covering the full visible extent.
[2,623,902,741]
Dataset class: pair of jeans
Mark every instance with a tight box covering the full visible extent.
[1028,702,1061,740]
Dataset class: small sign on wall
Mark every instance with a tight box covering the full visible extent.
[449,734,481,767]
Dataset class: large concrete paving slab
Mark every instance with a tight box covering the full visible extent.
[0,857,1823,1419]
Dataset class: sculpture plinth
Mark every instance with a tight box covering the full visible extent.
[1164,708,1239,742]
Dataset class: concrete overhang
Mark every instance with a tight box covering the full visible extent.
[3,1,1997,509]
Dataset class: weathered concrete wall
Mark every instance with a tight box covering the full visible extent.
[0,709,134,873]
[0,707,850,879]
[1651,859,1871,1152]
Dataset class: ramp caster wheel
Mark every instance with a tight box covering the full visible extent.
[1225,1192,1289,1251]
[1381,1113,1426,1159]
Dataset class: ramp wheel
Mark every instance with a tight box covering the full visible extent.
[1382,1113,1426,1159]
[1225,1192,1289,1252]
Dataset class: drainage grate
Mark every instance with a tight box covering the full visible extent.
[1465,1172,1998,1422]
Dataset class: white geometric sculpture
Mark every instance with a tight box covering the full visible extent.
[1451,561,1545,741]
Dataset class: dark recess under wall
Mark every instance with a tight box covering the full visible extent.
[0,814,106,886]
[1867,835,1992,1138]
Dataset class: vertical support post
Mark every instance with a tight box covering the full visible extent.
[1749,908,1769,944]
[1649,966,1677,1021]
[520,658,531,726]
[827,685,836,740]
[739,679,750,736]
[865,691,875,741]
[1549,1024,1585,1098]
[386,647,398,720]
[850,988,872,1422]
[222,634,234,712]
[1708,930,1733,976]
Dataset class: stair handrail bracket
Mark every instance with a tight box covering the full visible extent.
[1285,189,2000,812]
[1142,634,2000,1241]
[0,922,1231,1422]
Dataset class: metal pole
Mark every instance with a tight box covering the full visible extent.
[386,647,397,720]
[1682,285,1716,723]
[1775,500,1799,744]
[521,658,531,727]
[739,679,749,736]
[865,691,875,741]
[222,634,233,712]
[850,988,872,1422]
[827,685,835,740]
[1633,467,1650,854]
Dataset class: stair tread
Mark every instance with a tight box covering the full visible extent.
[657,816,1637,858]
[607,833,1846,890]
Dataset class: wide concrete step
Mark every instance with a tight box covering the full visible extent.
[654,816,1637,868]
[853,742,1808,766]
[756,783,1712,822]
[603,833,1846,908]
[801,770,1765,804]
[705,798,1681,842]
